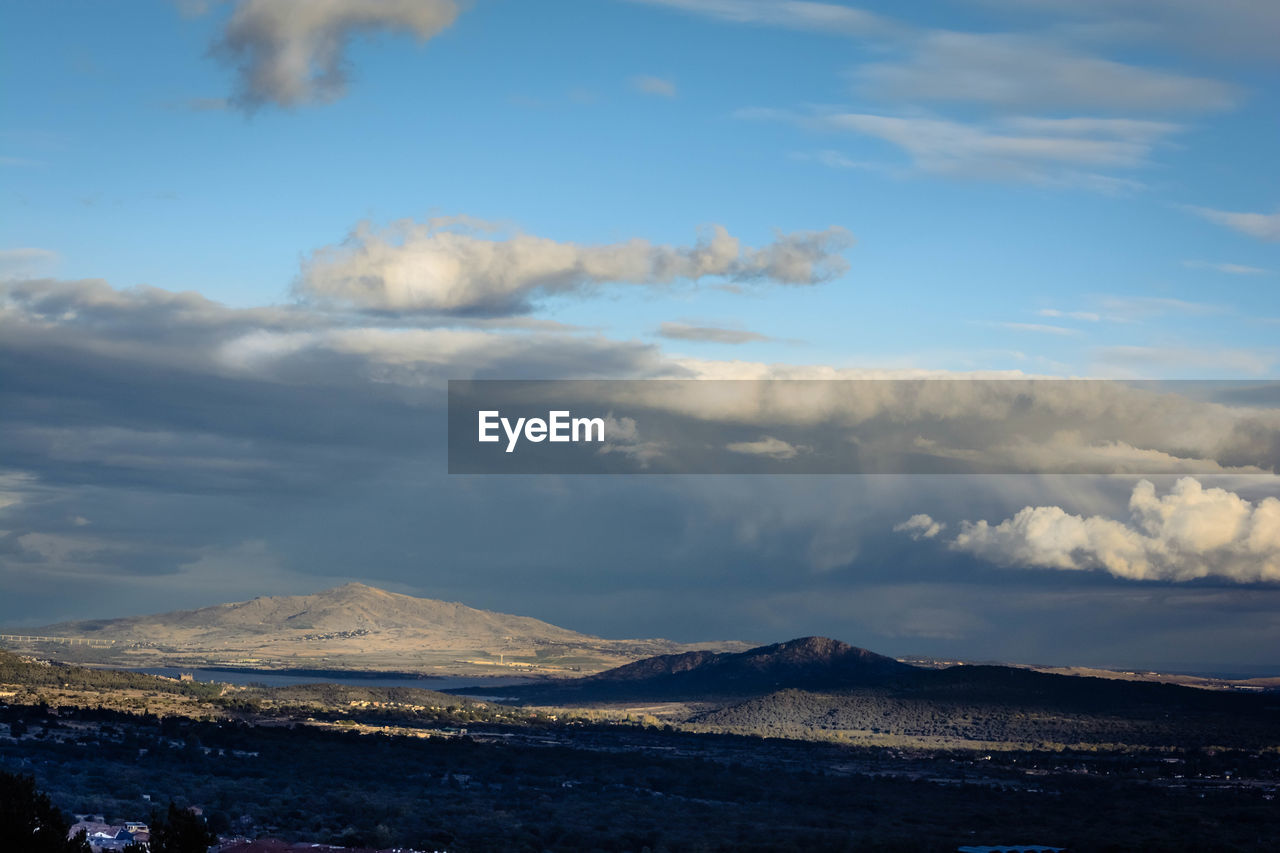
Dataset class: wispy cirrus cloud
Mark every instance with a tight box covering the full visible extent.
[630,75,678,97]
[853,32,1236,113]
[1097,296,1225,320]
[987,0,1280,63]
[1183,260,1270,275]
[740,108,1179,190]
[625,0,898,37]
[648,1,1238,198]
[656,322,773,344]
[634,1,1238,115]
[992,322,1084,336]
[1039,309,1102,322]
[1185,206,1280,242]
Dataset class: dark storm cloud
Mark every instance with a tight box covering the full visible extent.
[446,378,1280,474]
[2,287,698,509]
[3,278,1278,669]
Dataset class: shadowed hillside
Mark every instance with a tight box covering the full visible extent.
[491,636,916,702]
[486,636,1280,750]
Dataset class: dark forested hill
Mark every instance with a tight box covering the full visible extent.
[488,636,916,703]
[483,636,1280,749]
[691,679,1280,749]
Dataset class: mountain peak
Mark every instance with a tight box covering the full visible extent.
[20,585,739,676]
[760,636,853,657]
[325,581,389,596]
[501,635,916,703]
[743,636,898,666]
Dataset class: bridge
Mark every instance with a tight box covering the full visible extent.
[0,634,116,647]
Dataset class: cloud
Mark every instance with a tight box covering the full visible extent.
[990,0,1280,64]
[214,0,459,109]
[296,217,855,314]
[827,113,1172,170]
[626,0,897,37]
[1093,346,1274,377]
[656,322,772,344]
[1182,260,1270,276]
[1039,309,1101,322]
[853,32,1236,113]
[12,280,1280,482]
[0,248,58,278]
[496,369,1280,476]
[725,436,806,460]
[993,322,1083,336]
[630,75,677,97]
[1096,295,1223,320]
[6,276,1280,669]
[632,0,1280,69]
[1185,206,1280,242]
[894,513,945,540]
[950,477,1280,583]
[745,109,1180,189]
[789,150,885,173]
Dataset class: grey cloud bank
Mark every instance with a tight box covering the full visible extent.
[3,277,1279,669]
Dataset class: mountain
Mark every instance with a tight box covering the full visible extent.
[4,583,745,675]
[483,637,1280,750]
[491,636,916,702]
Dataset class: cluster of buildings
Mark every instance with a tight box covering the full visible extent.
[68,818,149,852]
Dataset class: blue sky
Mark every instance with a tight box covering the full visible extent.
[4,0,1277,374]
[2,1,1279,669]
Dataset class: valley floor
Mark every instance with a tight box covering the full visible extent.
[3,693,1278,851]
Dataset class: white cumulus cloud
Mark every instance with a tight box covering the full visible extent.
[894,513,945,540]
[949,477,1280,583]
[725,436,806,460]
[296,217,854,314]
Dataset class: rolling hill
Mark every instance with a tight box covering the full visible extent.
[1,583,744,675]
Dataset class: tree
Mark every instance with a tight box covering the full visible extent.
[139,802,218,853]
[0,770,91,853]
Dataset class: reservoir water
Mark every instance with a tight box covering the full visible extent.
[120,666,542,691]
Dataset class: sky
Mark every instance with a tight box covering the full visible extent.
[2,0,1279,673]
